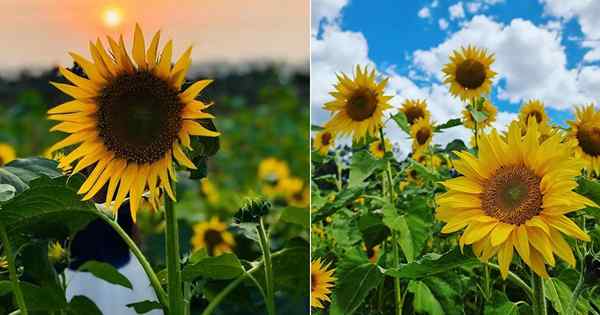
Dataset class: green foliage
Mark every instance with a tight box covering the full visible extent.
[79,261,134,289]
[182,253,244,281]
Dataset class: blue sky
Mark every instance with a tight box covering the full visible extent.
[311,0,600,150]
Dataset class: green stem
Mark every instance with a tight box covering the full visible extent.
[100,214,168,307]
[483,264,491,301]
[257,218,276,315]
[201,248,291,315]
[379,127,403,315]
[569,244,586,314]
[532,272,547,315]
[165,196,184,315]
[485,262,532,300]
[0,225,28,315]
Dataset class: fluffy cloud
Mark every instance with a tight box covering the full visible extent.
[439,18,449,30]
[449,2,465,20]
[412,15,600,110]
[466,2,482,13]
[418,7,431,19]
[311,0,349,34]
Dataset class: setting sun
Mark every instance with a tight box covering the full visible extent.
[102,7,123,27]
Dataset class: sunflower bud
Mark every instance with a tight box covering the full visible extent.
[234,199,271,224]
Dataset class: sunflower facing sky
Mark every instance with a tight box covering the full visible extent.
[311,258,336,309]
[400,99,430,125]
[410,118,434,152]
[47,24,218,220]
[462,99,497,129]
[323,65,392,140]
[437,120,594,278]
[443,46,496,101]
[191,217,235,256]
[568,104,600,175]
[0,143,16,166]
[313,129,335,155]
[369,138,392,159]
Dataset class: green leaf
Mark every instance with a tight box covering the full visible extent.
[280,206,309,228]
[357,213,389,249]
[0,184,15,202]
[408,280,444,315]
[126,300,164,314]
[348,150,384,188]
[68,295,103,315]
[484,290,519,315]
[311,124,325,131]
[311,185,366,222]
[330,261,384,315]
[575,177,600,205]
[392,112,411,134]
[435,118,462,132]
[470,109,488,123]
[544,277,591,314]
[385,248,479,280]
[182,253,244,281]
[0,280,12,296]
[21,281,68,311]
[0,157,63,197]
[422,274,463,315]
[256,240,310,295]
[382,198,432,262]
[79,261,133,289]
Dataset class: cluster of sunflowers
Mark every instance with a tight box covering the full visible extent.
[259,157,309,207]
[311,45,600,313]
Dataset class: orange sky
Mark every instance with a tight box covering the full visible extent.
[1,0,309,72]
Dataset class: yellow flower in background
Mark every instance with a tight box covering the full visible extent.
[366,245,381,263]
[568,104,600,175]
[280,177,309,207]
[200,178,220,205]
[443,46,496,101]
[462,99,497,129]
[369,138,392,159]
[289,187,309,208]
[47,24,219,221]
[413,150,443,170]
[410,118,434,152]
[437,120,595,278]
[323,65,392,140]
[313,129,336,155]
[49,241,66,263]
[0,143,16,166]
[519,100,549,126]
[191,217,235,256]
[400,99,430,125]
[0,256,7,269]
[399,181,409,191]
[355,197,365,205]
[311,258,336,309]
[258,157,290,196]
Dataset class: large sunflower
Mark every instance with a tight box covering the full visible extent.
[323,65,392,140]
[411,118,434,152]
[0,143,16,166]
[443,46,496,101]
[369,138,392,159]
[191,217,235,256]
[47,24,218,220]
[311,258,336,309]
[400,99,430,125]
[437,120,595,278]
[462,99,497,129]
[313,129,336,155]
[567,104,600,175]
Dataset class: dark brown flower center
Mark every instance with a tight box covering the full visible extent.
[481,165,542,225]
[321,132,332,145]
[204,229,224,255]
[311,273,317,292]
[405,106,425,125]
[455,59,486,90]
[366,247,375,258]
[577,125,600,157]
[527,111,544,124]
[416,128,431,145]
[346,88,378,121]
[0,157,4,167]
[97,70,183,164]
[377,142,385,152]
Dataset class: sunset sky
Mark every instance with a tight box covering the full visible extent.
[1,0,309,73]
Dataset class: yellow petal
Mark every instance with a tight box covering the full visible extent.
[78,155,111,194]
[543,214,590,241]
[50,82,95,99]
[513,225,530,265]
[129,164,149,222]
[527,227,555,266]
[156,40,173,79]
[529,248,549,278]
[48,131,96,153]
[48,100,97,115]
[490,222,514,246]
[114,163,138,211]
[105,159,127,206]
[68,52,105,84]
[548,228,576,267]
[182,120,220,137]
[82,157,118,200]
[132,23,146,69]
[180,80,212,102]
[72,148,111,174]
[462,221,498,245]
[173,142,196,169]
[58,66,99,93]
[441,176,482,194]
[146,30,161,67]
[497,238,514,280]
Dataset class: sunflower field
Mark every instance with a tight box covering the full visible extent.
[0,25,309,315]
[311,48,600,314]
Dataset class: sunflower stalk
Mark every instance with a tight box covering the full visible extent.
[257,217,276,315]
[165,195,184,315]
[531,272,547,315]
[0,225,28,315]
[379,127,403,315]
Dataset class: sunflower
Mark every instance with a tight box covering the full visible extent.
[413,150,444,169]
[47,24,218,220]
[48,242,66,263]
[567,104,600,175]
[366,245,381,263]
[462,99,497,129]
[280,177,308,207]
[400,99,430,125]
[311,258,336,309]
[258,157,290,196]
[443,46,496,101]
[369,138,392,159]
[0,256,7,269]
[519,100,548,126]
[313,129,336,155]
[436,120,595,278]
[323,65,392,140]
[411,118,434,152]
[191,217,235,256]
[0,143,16,166]
[200,178,220,205]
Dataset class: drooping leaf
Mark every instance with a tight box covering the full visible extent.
[385,248,479,280]
[126,300,164,314]
[348,150,384,188]
[68,295,103,315]
[329,260,384,315]
[392,111,411,134]
[79,261,133,289]
[182,253,244,281]
[253,239,309,296]
[435,118,462,132]
[0,157,63,198]
[382,198,432,262]
[357,213,389,249]
[408,280,444,315]
[544,277,591,314]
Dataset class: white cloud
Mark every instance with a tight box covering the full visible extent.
[438,18,449,30]
[431,0,439,8]
[412,15,597,110]
[311,0,349,34]
[449,2,465,20]
[466,2,482,13]
[418,7,431,19]
[582,40,600,62]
